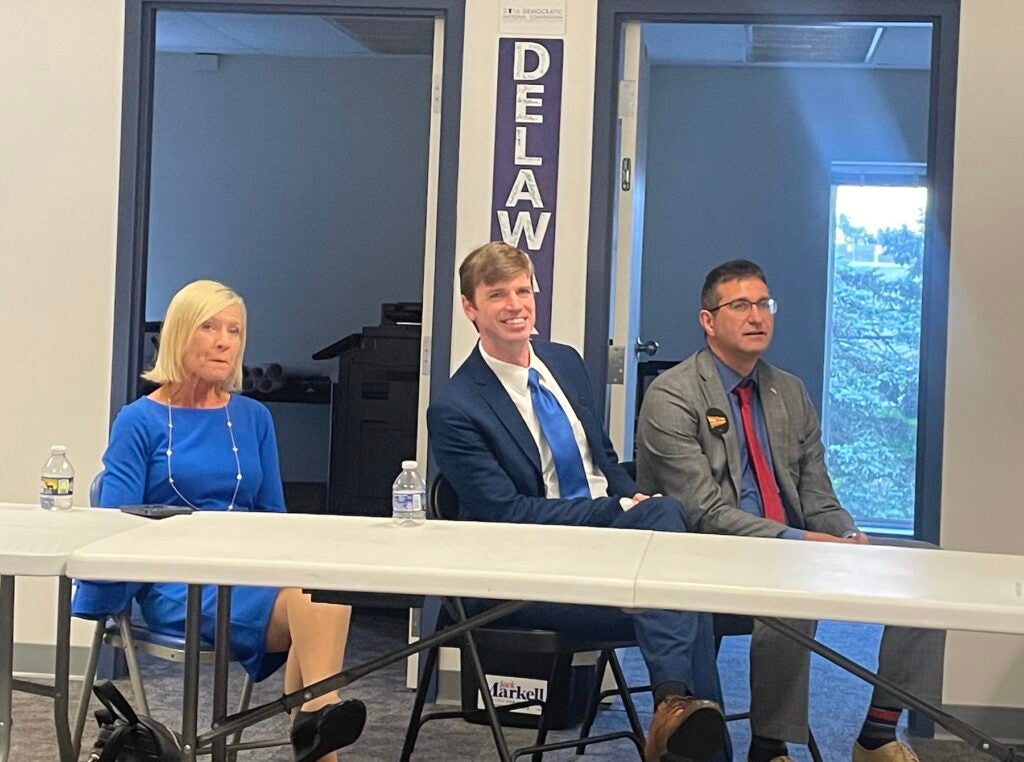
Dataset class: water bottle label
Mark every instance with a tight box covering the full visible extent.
[41,477,74,496]
[393,492,423,513]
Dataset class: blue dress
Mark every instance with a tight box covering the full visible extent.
[73,395,288,681]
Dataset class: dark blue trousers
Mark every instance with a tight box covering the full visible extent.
[466,496,723,705]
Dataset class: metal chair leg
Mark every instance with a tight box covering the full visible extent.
[530,653,569,762]
[607,649,646,758]
[71,619,106,759]
[575,650,610,754]
[115,614,150,716]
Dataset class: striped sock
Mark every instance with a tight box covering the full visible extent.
[857,705,901,750]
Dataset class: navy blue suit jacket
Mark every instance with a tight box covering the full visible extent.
[427,340,638,526]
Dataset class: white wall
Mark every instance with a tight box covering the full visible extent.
[3,0,1024,713]
[940,0,1024,708]
[0,1,124,646]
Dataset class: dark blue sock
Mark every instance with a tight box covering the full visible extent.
[748,734,787,761]
[857,705,900,750]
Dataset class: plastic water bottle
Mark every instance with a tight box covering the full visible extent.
[40,445,74,510]
[392,460,426,526]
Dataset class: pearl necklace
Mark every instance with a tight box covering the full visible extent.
[164,398,242,511]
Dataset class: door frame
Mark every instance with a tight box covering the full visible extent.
[110,0,464,418]
[584,0,960,546]
[605,21,651,460]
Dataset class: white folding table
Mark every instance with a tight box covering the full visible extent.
[67,512,654,761]
[633,531,1024,760]
[0,504,146,762]
[69,511,651,606]
[633,531,1024,634]
[66,513,1024,762]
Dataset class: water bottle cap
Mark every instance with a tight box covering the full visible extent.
[402,460,417,470]
[50,445,67,454]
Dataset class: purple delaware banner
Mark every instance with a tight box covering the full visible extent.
[490,38,564,340]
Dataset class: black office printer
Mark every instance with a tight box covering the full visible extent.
[313,303,421,517]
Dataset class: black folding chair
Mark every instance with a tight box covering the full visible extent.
[400,474,646,761]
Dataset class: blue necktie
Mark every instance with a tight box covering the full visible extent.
[527,368,590,499]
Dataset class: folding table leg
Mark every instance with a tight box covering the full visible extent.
[0,576,14,762]
[53,577,73,761]
[181,584,203,762]
[211,585,231,762]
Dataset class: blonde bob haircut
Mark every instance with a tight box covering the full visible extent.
[142,279,247,391]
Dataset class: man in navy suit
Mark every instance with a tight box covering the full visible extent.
[427,241,726,762]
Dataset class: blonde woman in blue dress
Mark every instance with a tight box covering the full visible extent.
[74,280,364,761]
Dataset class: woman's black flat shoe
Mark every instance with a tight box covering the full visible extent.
[291,699,367,762]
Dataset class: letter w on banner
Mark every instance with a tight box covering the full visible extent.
[490,38,564,340]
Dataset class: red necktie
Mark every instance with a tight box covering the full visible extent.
[733,382,786,524]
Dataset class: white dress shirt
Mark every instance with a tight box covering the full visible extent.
[479,342,611,500]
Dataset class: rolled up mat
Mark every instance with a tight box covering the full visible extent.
[256,377,284,394]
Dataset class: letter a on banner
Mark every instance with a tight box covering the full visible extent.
[490,38,563,339]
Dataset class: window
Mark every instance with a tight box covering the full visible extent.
[823,163,927,534]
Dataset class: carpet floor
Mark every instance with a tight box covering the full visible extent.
[8,608,995,760]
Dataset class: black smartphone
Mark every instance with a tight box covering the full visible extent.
[119,504,195,519]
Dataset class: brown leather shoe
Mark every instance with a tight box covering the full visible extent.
[644,695,726,761]
[852,740,920,761]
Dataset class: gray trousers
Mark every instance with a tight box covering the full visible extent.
[749,538,945,743]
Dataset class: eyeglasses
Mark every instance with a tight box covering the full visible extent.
[707,297,778,315]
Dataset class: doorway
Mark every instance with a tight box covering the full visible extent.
[587,1,958,543]
[111,0,465,514]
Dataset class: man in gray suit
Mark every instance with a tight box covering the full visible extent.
[636,259,942,762]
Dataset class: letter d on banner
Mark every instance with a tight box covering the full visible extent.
[490,38,563,340]
[513,41,551,80]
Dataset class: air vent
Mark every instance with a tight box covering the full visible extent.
[325,16,434,56]
[749,25,880,65]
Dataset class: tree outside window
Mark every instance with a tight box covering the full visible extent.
[824,181,927,532]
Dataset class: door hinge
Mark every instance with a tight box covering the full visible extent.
[607,344,625,385]
[421,336,431,376]
[618,79,637,119]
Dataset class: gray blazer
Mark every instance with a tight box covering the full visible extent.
[636,347,856,538]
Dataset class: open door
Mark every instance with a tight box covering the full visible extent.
[408,15,445,689]
[414,16,445,475]
[606,22,653,459]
